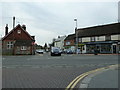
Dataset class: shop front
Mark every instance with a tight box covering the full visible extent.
[100,44,112,54]
[118,42,120,53]
[112,42,120,54]
[83,41,119,54]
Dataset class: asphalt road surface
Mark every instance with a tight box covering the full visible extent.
[2,53,118,88]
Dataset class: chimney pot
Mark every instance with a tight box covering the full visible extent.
[13,16,15,28]
[5,24,8,36]
[22,25,26,30]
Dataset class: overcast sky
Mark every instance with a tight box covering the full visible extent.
[0,0,119,46]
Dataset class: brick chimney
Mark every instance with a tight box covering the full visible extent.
[22,25,26,31]
[13,16,15,29]
[5,24,8,36]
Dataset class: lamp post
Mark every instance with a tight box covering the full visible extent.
[74,19,78,54]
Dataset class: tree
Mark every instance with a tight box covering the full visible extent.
[44,43,48,51]
[35,44,43,49]
[44,43,47,48]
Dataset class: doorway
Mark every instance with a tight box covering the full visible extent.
[112,45,117,53]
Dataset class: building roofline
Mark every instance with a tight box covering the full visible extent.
[77,22,120,37]
[64,34,75,41]
[2,24,34,41]
[77,22,119,31]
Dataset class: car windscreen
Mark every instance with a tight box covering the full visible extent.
[53,49,59,52]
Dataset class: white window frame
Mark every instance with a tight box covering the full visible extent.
[96,36,105,41]
[21,46,27,50]
[82,37,90,42]
[66,42,70,45]
[17,30,21,34]
[7,41,13,49]
[111,35,119,40]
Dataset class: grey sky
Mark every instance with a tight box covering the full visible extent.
[1,1,119,46]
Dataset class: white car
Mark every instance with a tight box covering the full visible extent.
[36,49,44,54]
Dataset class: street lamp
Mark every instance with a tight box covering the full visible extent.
[74,19,77,28]
[74,18,78,54]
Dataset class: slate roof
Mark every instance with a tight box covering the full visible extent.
[77,23,120,37]
[64,34,75,40]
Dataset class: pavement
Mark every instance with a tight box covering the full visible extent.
[79,64,119,88]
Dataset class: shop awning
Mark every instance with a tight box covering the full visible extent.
[83,41,118,44]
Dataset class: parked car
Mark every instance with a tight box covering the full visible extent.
[51,47,61,56]
[36,49,44,54]
[62,49,67,54]
[66,49,74,54]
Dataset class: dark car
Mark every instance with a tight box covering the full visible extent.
[51,47,61,56]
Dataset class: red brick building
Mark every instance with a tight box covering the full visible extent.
[2,24,35,55]
[64,34,76,50]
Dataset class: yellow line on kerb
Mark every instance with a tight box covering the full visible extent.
[65,73,86,90]
[65,65,117,90]
[70,73,88,90]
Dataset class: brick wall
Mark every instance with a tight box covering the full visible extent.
[64,40,75,46]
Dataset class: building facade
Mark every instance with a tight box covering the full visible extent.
[54,36,66,50]
[64,34,76,51]
[2,24,35,55]
[76,23,120,54]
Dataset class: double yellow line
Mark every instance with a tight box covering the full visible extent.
[65,66,112,90]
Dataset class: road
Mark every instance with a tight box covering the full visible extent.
[2,53,118,88]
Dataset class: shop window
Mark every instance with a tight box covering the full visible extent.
[119,45,120,53]
[86,45,96,53]
[101,45,111,53]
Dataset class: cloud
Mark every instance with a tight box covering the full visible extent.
[29,28,58,45]
[1,1,118,45]
[1,0,120,2]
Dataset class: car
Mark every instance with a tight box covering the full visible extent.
[36,49,44,54]
[66,49,74,54]
[51,47,61,56]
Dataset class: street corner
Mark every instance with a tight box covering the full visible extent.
[79,64,118,88]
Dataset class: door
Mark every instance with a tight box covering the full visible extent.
[113,45,117,53]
